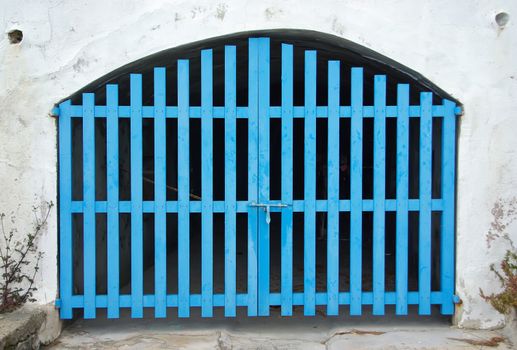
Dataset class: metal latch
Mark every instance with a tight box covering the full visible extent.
[249,202,289,224]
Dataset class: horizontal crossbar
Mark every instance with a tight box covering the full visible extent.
[52,105,462,118]
[56,291,451,309]
[69,199,444,213]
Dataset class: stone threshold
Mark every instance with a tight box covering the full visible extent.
[0,305,60,350]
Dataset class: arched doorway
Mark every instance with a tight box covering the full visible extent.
[55,30,461,319]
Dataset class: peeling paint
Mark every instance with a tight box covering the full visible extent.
[331,16,345,36]
[190,6,207,19]
[215,3,228,21]
[264,7,283,20]
[486,197,517,249]
[72,57,89,73]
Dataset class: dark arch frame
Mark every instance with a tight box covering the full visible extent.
[56,29,461,108]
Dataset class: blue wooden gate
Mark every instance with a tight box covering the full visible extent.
[56,37,460,319]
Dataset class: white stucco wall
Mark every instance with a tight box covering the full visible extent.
[1,0,516,329]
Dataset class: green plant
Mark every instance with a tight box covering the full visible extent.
[0,202,53,313]
[480,250,517,314]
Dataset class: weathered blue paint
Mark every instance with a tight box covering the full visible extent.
[373,75,386,316]
[54,104,458,120]
[57,37,459,319]
[82,93,96,319]
[56,290,453,308]
[327,60,340,316]
[304,50,317,316]
[441,99,456,315]
[201,49,214,318]
[350,67,363,316]
[224,45,237,317]
[419,92,433,315]
[58,99,73,319]
[67,198,447,214]
[178,59,190,318]
[130,74,144,318]
[280,43,294,316]
[106,85,120,319]
[154,67,167,318]
[258,37,271,316]
[247,38,259,317]
[396,84,410,315]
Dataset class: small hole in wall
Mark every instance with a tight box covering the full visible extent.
[495,12,510,28]
[8,29,23,44]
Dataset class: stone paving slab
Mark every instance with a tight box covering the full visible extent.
[48,308,513,350]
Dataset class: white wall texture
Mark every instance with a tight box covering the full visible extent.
[0,0,516,330]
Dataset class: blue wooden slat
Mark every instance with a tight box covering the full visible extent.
[396,84,410,315]
[130,74,144,318]
[441,99,456,315]
[304,50,317,316]
[106,85,120,318]
[247,38,259,316]
[350,67,363,316]
[281,43,294,316]
[373,75,386,315]
[201,49,214,317]
[178,59,191,318]
[419,92,433,315]
[258,37,271,316]
[225,45,237,317]
[58,99,73,319]
[154,67,167,318]
[82,93,96,319]
[327,61,340,316]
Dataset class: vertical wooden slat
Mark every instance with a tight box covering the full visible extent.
[201,49,214,317]
[178,59,191,318]
[154,67,167,318]
[327,60,340,316]
[441,99,456,315]
[258,37,271,316]
[58,99,73,319]
[225,45,237,317]
[247,38,259,317]
[350,67,363,316]
[373,75,386,315]
[304,50,317,316]
[82,93,96,319]
[130,74,144,318]
[106,85,120,319]
[419,92,433,315]
[281,43,294,316]
[395,84,410,315]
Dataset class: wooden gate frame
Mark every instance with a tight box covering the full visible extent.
[56,37,461,319]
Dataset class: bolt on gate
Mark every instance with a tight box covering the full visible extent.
[56,37,460,319]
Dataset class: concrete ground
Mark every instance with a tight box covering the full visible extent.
[48,308,513,350]
[49,246,514,350]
